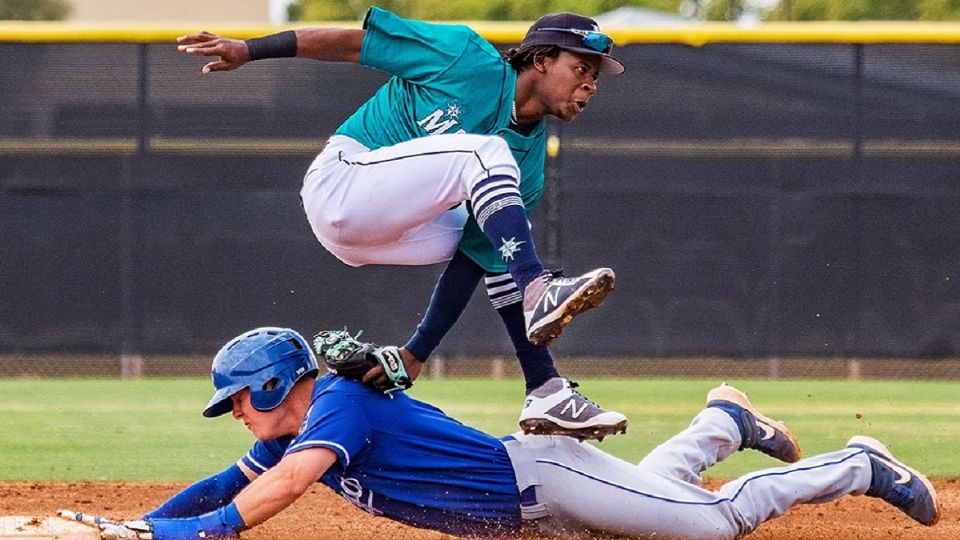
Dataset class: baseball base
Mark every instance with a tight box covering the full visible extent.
[0,516,97,540]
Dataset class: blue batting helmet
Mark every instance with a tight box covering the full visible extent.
[203,327,319,418]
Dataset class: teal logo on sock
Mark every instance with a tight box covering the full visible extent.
[499,237,525,261]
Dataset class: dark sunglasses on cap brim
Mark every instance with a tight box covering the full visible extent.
[537,27,614,54]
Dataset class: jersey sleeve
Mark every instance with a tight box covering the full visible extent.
[240,437,290,475]
[284,387,373,468]
[359,7,474,85]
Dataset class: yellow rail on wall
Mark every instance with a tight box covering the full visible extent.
[3,20,960,45]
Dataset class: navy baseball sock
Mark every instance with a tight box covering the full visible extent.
[470,175,544,290]
[486,274,558,391]
[404,250,483,361]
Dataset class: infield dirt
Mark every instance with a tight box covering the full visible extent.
[0,479,956,539]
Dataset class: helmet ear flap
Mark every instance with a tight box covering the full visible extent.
[250,375,286,411]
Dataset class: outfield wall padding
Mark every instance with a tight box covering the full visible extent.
[3,26,960,358]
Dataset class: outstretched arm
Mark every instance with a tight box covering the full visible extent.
[177,28,365,73]
[232,447,337,527]
[363,250,484,388]
[363,250,483,388]
[143,461,256,519]
[407,250,486,362]
[128,448,335,539]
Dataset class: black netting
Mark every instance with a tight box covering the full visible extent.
[2,41,960,374]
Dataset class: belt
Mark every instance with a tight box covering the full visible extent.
[521,485,538,506]
[520,486,544,532]
[519,485,549,521]
[502,436,550,522]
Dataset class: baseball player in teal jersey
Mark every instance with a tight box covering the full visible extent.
[61,327,940,540]
[177,8,629,440]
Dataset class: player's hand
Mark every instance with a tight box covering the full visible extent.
[99,521,152,540]
[57,510,154,539]
[176,31,251,74]
[362,347,423,390]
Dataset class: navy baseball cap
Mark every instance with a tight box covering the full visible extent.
[520,13,625,74]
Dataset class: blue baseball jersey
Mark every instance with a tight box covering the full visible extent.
[336,7,547,273]
[241,374,522,536]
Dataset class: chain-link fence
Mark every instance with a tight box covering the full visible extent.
[1,354,959,380]
[3,24,960,379]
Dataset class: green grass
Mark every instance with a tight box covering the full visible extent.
[0,377,956,481]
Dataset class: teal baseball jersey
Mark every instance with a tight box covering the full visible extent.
[335,7,547,273]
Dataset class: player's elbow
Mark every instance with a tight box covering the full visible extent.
[270,447,337,504]
[270,468,313,503]
[283,481,312,503]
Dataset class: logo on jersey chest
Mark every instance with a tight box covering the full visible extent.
[417,103,466,136]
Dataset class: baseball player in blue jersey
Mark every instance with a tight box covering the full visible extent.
[62,327,940,540]
[176,8,629,440]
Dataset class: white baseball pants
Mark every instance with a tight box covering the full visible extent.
[300,134,520,267]
[504,408,874,540]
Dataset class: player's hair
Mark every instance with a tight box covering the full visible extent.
[502,45,561,72]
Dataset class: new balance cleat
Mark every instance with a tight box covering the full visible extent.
[847,435,941,526]
[519,377,628,442]
[523,268,615,347]
[707,383,801,463]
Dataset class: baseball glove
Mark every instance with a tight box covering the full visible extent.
[313,329,411,395]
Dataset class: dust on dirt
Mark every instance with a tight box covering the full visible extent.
[0,479,955,539]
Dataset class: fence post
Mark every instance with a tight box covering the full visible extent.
[491,357,505,380]
[121,354,144,379]
[847,358,862,381]
[119,43,148,379]
[768,356,781,379]
[430,354,446,379]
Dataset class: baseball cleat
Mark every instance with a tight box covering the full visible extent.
[523,268,615,347]
[707,383,801,463]
[519,377,628,442]
[847,435,941,526]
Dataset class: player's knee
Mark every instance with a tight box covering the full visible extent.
[335,231,369,249]
[476,136,512,162]
[327,217,365,247]
[308,210,359,246]
[474,136,519,179]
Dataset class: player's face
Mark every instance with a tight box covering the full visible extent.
[230,389,284,440]
[539,50,601,122]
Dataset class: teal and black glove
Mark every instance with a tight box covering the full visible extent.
[313,329,411,395]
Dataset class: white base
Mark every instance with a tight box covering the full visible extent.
[0,516,97,540]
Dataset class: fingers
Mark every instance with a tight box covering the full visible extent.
[175,31,218,45]
[202,60,232,74]
[57,509,80,520]
[177,39,223,56]
[99,523,140,540]
[177,35,237,60]
[177,37,249,73]
[361,365,387,387]
[57,510,118,527]
[99,524,126,539]
[57,510,149,539]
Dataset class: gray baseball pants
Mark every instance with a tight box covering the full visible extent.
[503,407,874,540]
